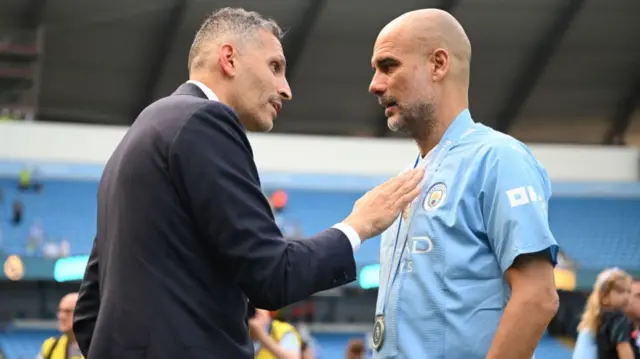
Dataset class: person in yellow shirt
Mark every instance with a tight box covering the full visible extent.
[250,308,302,359]
[37,292,84,359]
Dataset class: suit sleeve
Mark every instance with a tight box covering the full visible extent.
[168,103,356,310]
[481,143,559,273]
[73,239,100,356]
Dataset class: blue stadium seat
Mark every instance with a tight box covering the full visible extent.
[535,333,573,359]
[1,179,638,272]
[0,179,97,256]
[0,329,57,359]
[311,332,572,359]
[549,197,640,269]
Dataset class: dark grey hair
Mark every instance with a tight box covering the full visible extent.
[188,7,284,70]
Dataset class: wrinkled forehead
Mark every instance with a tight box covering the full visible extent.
[371,28,414,66]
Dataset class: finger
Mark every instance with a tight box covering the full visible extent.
[397,168,424,195]
[379,169,414,192]
[392,169,424,207]
[396,185,422,210]
[372,168,421,201]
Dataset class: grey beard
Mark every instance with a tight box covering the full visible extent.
[391,102,436,137]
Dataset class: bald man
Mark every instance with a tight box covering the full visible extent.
[368,9,559,359]
[38,292,84,359]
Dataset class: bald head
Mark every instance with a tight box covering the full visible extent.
[369,9,472,150]
[57,292,78,334]
[378,9,471,81]
[60,292,79,307]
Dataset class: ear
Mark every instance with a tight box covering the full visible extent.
[218,43,237,77]
[430,48,450,83]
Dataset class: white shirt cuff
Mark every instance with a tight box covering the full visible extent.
[331,223,361,254]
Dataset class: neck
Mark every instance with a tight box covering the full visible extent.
[414,101,467,157]
[189,72,233,108]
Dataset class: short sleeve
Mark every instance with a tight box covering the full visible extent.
[606,311,632,344]
[279,332,301,352]
[481,143,559,273]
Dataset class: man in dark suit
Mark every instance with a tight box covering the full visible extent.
[73,7,423,359]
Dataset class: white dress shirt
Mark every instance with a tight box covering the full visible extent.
[184,80,362,253]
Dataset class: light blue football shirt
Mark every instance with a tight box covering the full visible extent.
[373,109,558,359]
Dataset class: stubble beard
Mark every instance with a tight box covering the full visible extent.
[389,100,437,142]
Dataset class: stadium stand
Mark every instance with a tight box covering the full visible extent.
[2,180,639,273]
[0,328,572,359]
[549,197,640,268]
[0,329,57,359]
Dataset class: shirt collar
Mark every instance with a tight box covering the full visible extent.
[418,108,473,163]
[186,80,219,101]
[442,108,474,142]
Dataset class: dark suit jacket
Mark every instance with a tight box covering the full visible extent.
[73,83,357,359]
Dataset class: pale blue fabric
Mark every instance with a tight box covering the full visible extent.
[572,329,597,359]
[279,332,301,352]
[373,109,558,359]
[253,321,301,354]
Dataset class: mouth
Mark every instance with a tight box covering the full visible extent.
[270,101,282,114]
[383,101,398,117]
[380,99,397,108]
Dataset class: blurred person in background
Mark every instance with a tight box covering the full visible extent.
[250,308,302,359]
[26,218,44,256]
[301,340,315,359]
[368,8,558,359]
[296,322,318,359]
[42,240,60,258]
[577,268,636,359]
[73,7,423,359]
[345,338,365,359]
[270,190,303,239]
[59,239,71,257]
[38,293,84,359]
[11,200,23,225]
[18,167,31,191]
[574,271,640,359]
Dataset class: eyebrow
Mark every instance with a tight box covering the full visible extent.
[273,55,287,68]
[372,56,399,69]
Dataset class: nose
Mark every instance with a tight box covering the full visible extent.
[278,77,292,101]
[368,72,387,97]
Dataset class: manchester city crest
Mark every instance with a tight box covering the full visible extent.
[423,182,447,211]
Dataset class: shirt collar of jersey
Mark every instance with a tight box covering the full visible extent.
[186,80,220,101]
[441,108,474,146]
[417,108,474,165]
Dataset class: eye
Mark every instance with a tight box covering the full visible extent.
[375,58,400,75]
[380,63,397,74]
[271,62,281,73]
